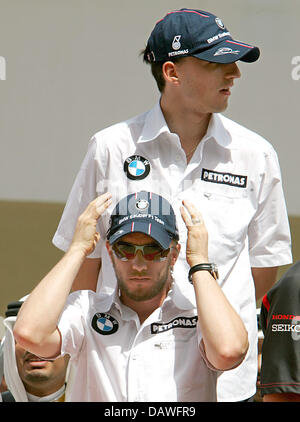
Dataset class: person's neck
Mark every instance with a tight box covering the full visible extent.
[160,96,212,162]
[25,380,65,397]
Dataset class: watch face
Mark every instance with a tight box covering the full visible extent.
[211,264,219,280]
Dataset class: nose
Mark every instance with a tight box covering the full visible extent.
[224,62,241,80]
[131,250,148,271]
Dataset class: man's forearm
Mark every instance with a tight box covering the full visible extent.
[14,193,112,358]
[14,247,86,356]
[71,257,101,292]
[252,266,278,300]
[263,393,300,402]
[192,270,248,371]
[180,200,248,370]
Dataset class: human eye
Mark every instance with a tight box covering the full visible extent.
[143,244,162,260]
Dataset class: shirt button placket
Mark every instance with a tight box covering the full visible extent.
[127,351,145,402]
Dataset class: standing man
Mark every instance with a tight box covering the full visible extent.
[14,192,248,401]
[52,8,292,401]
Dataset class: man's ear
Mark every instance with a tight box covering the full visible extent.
[162,61,180,86]
[106,240,113,260]
[171,242,181,266]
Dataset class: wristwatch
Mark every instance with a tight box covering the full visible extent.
[188,263,219,283]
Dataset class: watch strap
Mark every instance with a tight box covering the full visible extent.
[188,263,219,283]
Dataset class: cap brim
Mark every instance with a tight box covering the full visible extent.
[108,220,173,250]
[193,39,260,64]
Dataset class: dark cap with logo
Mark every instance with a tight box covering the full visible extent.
[144,8,260,64]
[107,191,179,249]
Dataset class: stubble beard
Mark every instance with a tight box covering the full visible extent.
[23,370,52,384]
[114,257,172,302]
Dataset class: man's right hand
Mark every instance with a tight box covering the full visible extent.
[69,192,112,257]
[180,199,209,267]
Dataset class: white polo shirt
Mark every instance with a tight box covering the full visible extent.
[53,102,292,401]
[58,285,220,402]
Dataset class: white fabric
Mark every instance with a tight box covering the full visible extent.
[58,284,220,402]
[3,295,30,402]
[26,385,65,402]
[0,335,4,388]
[53,102,292,401]
[3,316,28,402]
[2,295,72,402]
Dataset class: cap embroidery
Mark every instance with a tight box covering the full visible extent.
[215,17,225,29]
[172,35,181,50]
[135,199,149,210]
[214,47,240,57]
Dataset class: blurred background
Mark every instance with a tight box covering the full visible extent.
[1,0,299,321]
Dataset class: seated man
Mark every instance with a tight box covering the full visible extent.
[1,299,69,402]
[260,261,300,402]
[13,191,248,401]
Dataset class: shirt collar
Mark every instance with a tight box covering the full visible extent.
[167,280,196,311]
[138,101,171,143]
[138,102,233,149]
[26,384,66,402]
[108,290,138,321]
[205,113,233,149]
[98,290,119,314]
[104,278,196,318]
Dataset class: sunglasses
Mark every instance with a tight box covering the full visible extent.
[112,241,171,262]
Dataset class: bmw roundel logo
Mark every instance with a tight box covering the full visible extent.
[124,155,151,180]
[135,199,149,210]
[92,313,119,335]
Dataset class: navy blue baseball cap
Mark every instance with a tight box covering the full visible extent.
[144,8,260,64]
[107,191,179,249]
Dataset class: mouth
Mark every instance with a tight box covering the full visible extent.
[219,84,233,96]
[129,276,151,282]
[219,87,231,95]
[24,354,51,367]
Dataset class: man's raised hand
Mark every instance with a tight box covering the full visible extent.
[70,193,112,256]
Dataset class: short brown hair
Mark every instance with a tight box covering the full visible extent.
[140,48,181,93]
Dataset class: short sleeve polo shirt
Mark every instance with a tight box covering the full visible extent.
[58,285,220,402]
